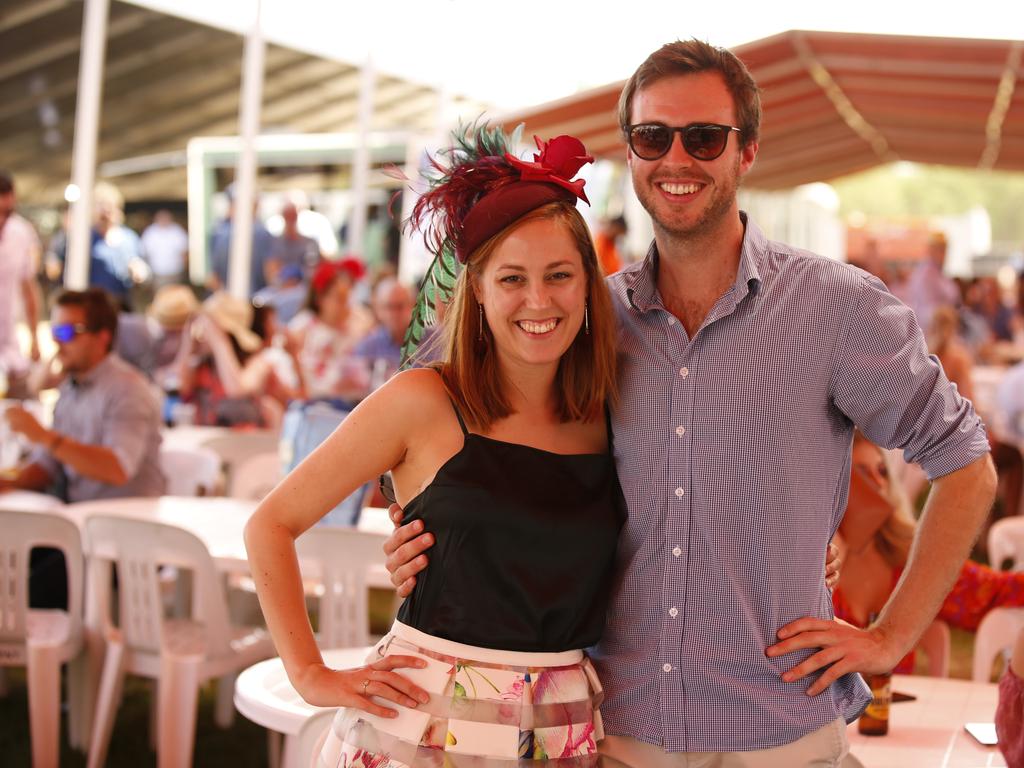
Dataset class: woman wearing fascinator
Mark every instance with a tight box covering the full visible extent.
[246,124,623,764]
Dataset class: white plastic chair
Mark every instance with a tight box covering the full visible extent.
[972,606,1024,682]
[916,619,950,677]
[228,450,282,500]
[84,516,275,768]
[203,429,280,490]
[293,709,334,768]
[0,509,85,767]
[294,527,390,648]
[989,516,1024,571]
[158,446,223,496]
[253,528,387,768]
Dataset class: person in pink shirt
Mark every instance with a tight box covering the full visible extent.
[0,171,41,393]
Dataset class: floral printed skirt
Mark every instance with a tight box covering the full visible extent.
[317,621,604,767]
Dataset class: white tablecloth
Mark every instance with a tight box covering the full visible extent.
[235,647,372,735]
[847,674,1004,767]
[68,495,258,572]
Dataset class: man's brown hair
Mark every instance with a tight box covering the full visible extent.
[436,202,618,431]
[54,288,119,351]
[618,39,761,146]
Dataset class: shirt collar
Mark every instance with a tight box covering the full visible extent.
[625,211,763,313]
[67,353,114,390]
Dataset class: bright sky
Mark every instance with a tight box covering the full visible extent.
[129,0,1017,109]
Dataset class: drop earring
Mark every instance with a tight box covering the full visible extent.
[478,303,484,341]
[584,302,590,335]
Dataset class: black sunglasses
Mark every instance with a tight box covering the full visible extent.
[625,122,742,161]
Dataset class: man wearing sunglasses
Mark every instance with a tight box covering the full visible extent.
[0,288,165,504]
[384,39,995,765]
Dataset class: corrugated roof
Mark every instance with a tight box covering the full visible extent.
[0,0,488,203]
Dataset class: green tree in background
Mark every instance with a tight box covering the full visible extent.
[832,164,1024,248]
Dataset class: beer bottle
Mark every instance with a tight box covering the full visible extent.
[858,614,892,736]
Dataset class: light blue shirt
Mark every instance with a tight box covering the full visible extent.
[594,214,989,751]
[30,354,166,502]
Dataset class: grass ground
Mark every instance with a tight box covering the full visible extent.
[0,670,269,767]
[0,588,397,767]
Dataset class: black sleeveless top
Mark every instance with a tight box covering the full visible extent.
[396,400,626,652]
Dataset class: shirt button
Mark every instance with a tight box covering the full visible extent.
[674,487,685,498]
[672,546,682,557]
[662,663,673,673]
[675,425,685,437]
[669,607,679,618]
[679,367,689,378]
[668,316,677,326]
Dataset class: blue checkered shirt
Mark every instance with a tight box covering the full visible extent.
[591,214,990,752]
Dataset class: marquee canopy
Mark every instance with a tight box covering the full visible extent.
[500,31,1024,188]
[0,0,487,203]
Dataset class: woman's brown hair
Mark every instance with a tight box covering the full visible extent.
[435,201,617,431]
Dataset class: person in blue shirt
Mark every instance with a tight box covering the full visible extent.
[208,184,274,296]
[88,188,140,309]
[351,277,414,386]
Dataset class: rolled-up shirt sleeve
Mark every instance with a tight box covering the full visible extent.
[831,271,990,480]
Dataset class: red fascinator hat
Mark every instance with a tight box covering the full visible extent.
[310,256,365,295]
[411,128,594,264]
[457,135,593,260]
[399,122,594,367]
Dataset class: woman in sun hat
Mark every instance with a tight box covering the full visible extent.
[176,291,301,427]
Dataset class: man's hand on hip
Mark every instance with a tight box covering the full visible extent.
[765,617,903,696]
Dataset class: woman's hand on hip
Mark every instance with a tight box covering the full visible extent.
[295,655,430,716]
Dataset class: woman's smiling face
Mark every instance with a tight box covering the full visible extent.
[473,216,587,376]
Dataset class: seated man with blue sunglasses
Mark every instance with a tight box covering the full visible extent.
[1,288,165,503]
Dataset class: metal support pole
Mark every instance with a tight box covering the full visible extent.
[66,0,110,289]
[347,57,375,258]
[397,136,423,286]
[186,144,214,286]
[229,0,265,299]
[397,84,453,285]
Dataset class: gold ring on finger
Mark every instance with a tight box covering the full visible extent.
[361,678,370,694]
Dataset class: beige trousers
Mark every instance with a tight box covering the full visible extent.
[600,717,850,768]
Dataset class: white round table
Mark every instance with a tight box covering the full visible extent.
[235,647,371,768]
[846,674,1004,767]
[68,495,259,572]
[159,425,231,452]
[234,647,372,735]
